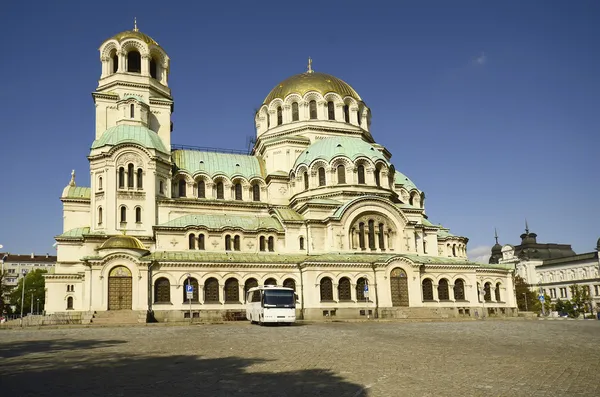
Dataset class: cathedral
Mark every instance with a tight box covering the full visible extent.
[45,23,517,321]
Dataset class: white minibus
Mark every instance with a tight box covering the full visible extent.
[246,285,296,325]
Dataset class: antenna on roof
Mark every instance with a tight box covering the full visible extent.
[246,135,256,155]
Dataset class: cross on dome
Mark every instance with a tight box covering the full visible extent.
[307,57,313,74]
[133,17,138,32]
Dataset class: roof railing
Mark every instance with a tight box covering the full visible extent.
[171,144,250,155]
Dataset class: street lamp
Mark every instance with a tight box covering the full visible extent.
[522,293,528,311]
[20,273,27,327]
[36,298,40,315]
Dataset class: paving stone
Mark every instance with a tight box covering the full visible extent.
[0,320,599,396]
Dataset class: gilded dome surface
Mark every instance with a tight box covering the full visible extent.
[264,72,361,104]
[100,235,147,251]
[111,30,159,46]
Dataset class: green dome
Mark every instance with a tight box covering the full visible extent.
[394,171,418,191]
[293,137,388,169]
[91,125,168,153]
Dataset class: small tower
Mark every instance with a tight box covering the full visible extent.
[489,228,503,264]
[94,19,173,149]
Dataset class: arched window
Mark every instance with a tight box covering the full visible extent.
[320,277,333,301]
[159,180,164,195]
[244,278,258,302]
[154,278,170,303]
[234,183,242,201]
[357,109,362,125]
[198,180,205,198]
[118,167,125,188]
[356,277,367,301]
[338,277,351,301]
[225,278,240,303]
[225,235,231,251]
[277,106,283,125]
[358,222,365,250]
[98,207,103,225]
[127,50,141,73]
[309,100,317,119]
[130,103,135,119]
[150,58,158,79]
[484,282,492,302]
[112,53,119,73]
[135,207,141,223]
[283,278,296,291]
[495,282,501,301]
[267,236,274,252]
[454,279,465,300]
[178,179,186,197]
[368,220,375,250]
[357,165,365,184]
[318,167,326,186]
[252,184,260,201]
[66,296,73,310]
[337,165,346,184]
[189,234,196,250]
[292,102,299,121]
[343,105,350,123]
[137,169,143,189]
[299,236,305,250]
[216,182,224,199]
[259,236,266,252]
[422,279,434,301]
[204,278,219,303]
[327,101,335,120]
[233,235,241,251]
[438,279,450,300]
[127,164,134,188]
[98,176,103,191]
[198,234,205,250]
[183,278,199,302]
[378,223,385,250]
[120,206,127,223]
[264,277,277,286]
[374,167,381,187]
[303,172,309,190]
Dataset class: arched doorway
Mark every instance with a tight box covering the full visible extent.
[108,266,132,310]
[390,268,409,306]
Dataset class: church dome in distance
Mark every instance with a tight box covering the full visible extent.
[99,235,147,251]
[264,69,361,105]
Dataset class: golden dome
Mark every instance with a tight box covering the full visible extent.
[264,71,362,104]
[99,235,147,251]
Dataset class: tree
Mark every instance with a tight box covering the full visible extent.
[9,269,47,315]
[514,275,536,311]
[533,293,551,314]
[569,284,592,317]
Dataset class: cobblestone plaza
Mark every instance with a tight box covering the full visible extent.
[1,320,599,396]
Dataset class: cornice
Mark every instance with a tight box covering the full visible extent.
[156,197,270,210]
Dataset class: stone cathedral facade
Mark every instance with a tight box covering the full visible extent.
[45,24,517,321]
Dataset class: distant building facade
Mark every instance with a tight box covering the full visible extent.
[1,253,56,289]
[490,227,600,310]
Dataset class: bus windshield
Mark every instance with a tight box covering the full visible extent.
[263,290,295,308]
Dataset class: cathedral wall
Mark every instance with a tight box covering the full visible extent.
[266,179,291,205]
[62,202,91,233]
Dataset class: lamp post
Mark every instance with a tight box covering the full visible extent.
[185,273,192,323]
[20,273,26,327]
[522,292,528,311]
[36,298,40,315]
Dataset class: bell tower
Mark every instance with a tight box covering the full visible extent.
[93,19,173,149]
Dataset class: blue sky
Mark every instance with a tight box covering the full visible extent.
[0,1,598,261]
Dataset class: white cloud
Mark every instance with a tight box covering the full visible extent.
[468,245,491,263]
[473,52,487,65]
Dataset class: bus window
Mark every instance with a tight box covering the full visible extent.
[263,289,295,308]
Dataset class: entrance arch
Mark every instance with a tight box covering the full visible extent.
[108,266,132,310]
[390,267,409,306]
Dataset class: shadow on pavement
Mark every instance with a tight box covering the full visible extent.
[0,339,367,396]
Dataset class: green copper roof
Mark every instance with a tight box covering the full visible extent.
[293,136,389,168]
[158,214,283,232]
[272,208,304,222]
[57,227,90,238]
[62,186,91,199]
[91,125,168,153]
[172,150,265,180]
[394,171,418,191]
[422,218,434,227]
[437,228,456,238]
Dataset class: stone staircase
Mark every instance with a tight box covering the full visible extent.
[89,310,146,326]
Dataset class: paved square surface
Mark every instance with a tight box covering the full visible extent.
[1,319,599,396]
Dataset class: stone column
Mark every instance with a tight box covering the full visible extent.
[141,54,150,76]
[350,106,359,126]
